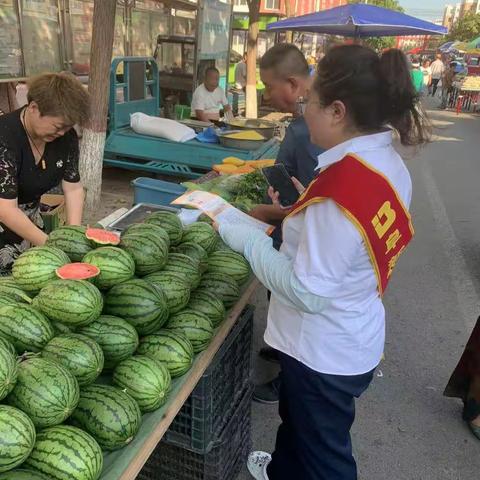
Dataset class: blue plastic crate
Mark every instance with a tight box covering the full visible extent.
[132,177,186,207]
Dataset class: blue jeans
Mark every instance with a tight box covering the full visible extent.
[267,353,375,480]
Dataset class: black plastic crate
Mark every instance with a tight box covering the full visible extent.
[137,386,253,480]
[163,305,254,452]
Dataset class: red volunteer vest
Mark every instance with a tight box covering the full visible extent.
[286,154,414,295]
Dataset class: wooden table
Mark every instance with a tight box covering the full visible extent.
[99,278,259,480]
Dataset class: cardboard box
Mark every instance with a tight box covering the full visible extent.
[40,194,66,233]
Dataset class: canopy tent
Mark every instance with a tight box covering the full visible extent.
[467,36,480,49]
[267,4,447,38]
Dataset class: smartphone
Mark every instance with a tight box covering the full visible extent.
[262,164,300,207]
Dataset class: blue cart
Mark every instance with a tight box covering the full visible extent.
[103,57,279,178]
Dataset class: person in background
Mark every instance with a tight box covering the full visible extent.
[440,62,456,110]
[191,67,232,122]
[421,59,432,95]
[410,58,424,94]
[249,44,324,404]
[219,44,430,480]
[0,82,19,115]
[430,53,445,97]
[0,73,89,274]
[234,52,247,91]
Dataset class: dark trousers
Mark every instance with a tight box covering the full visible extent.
[431,78,440,96]
[267,353,374,480]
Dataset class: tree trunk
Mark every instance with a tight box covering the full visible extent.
[79,0,117,212]
[246,0,260,119]
[284,0,293,43]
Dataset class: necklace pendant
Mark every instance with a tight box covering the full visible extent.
[41,159,46,170]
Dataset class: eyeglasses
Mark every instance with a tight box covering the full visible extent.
[296,96,321,115]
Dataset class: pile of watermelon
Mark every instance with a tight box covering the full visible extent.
[0,210,251,479]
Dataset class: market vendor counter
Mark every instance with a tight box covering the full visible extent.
[98,207,258,480]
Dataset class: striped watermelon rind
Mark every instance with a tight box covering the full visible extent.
[172,242,208,272]
[188,290,226,328]
[144,270,191,314]
[113,355,171,412]
[167,309,214,353]
[207,250,251,285]
[0,406,36,473]
[0,337,16,356]
[82,247,135,290]
[0,281,32,304]
[122,223,170,248]
[41,334,104,386]
[181,222,218,253]
[0,470,50,480]
[23,425,103,480]
[12,246,70,293]
[77,315,139,370]
[119,232,169,276]
[197,272,240,307]
[0,304,54,353]
[137,330,194,378]
[6,357,80,429]
[0,344,17,401]
[104,279,169,335]
[0,296,17,308]
[163,253,201,289]
[50,321,74,335]
[144,211,183,245]
[46,225,93,262]
[35,279,103,327]
[69,384,142,451]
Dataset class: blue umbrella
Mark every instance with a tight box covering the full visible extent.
[439,41,455,52]
[267,4,447,38]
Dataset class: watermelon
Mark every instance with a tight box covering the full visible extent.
[7,357,79,428]
[172,241,208,272]
[122,223,170,247]
[167,309,214,353]
[119,232,169,276]
[137,330,194,377]
[82,247,135,289]
[181,222,218,253]
[41,334,104,386]
[213,238,235,252]
[104,279,169,335]
[197,272,240,307]
[0,406,36,473]
[207,250,251,284]
[0,344,17,401]
[144,270,190,314]
[69,384,141,451]
[85,227,120,246]
[77,315,139,369]
[12,246,70,293]
[56,262,100,280]
[113,355,171,412]
[144,211,183,245]
[50,321,74,335]
[34,279,103,327]
[0,296,17,308]
[0,304,54,353]
[0,337,16,356]
[0,470,50,480]
[0,281,31,304]
[23,425,103,480]
[188,290,226,328]
[163,253,201,289]
[46,225,93,261]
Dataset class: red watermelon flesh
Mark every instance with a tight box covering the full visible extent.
[56,262,100,280]
[86,228,120,246]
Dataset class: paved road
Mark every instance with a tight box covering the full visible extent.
[239,99,480,480]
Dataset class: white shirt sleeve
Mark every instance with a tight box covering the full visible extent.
[220,89,229,107]
[293,199,363,297]
[191,87,204,112]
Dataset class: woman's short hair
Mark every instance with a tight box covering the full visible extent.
[27,72,90,127]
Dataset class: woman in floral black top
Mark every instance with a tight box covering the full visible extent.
[0,73,90,274]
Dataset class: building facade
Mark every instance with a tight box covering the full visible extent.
[443,0,480,31]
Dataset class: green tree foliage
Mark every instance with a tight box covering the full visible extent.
[348,0,404,51]
[447,13,480,42]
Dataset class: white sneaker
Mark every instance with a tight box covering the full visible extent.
[247,451,271,480]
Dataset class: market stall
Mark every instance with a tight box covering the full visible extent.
[450,76,480,113]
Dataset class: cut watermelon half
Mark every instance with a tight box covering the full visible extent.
[56,262,100,280]
[85,227,120,246]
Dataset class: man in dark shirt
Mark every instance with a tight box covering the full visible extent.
[249,44,324,403]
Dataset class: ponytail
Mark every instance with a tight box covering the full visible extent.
[314,45,431,146]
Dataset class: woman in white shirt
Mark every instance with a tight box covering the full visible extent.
[219,45,430,480]
[421,59,432,95]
